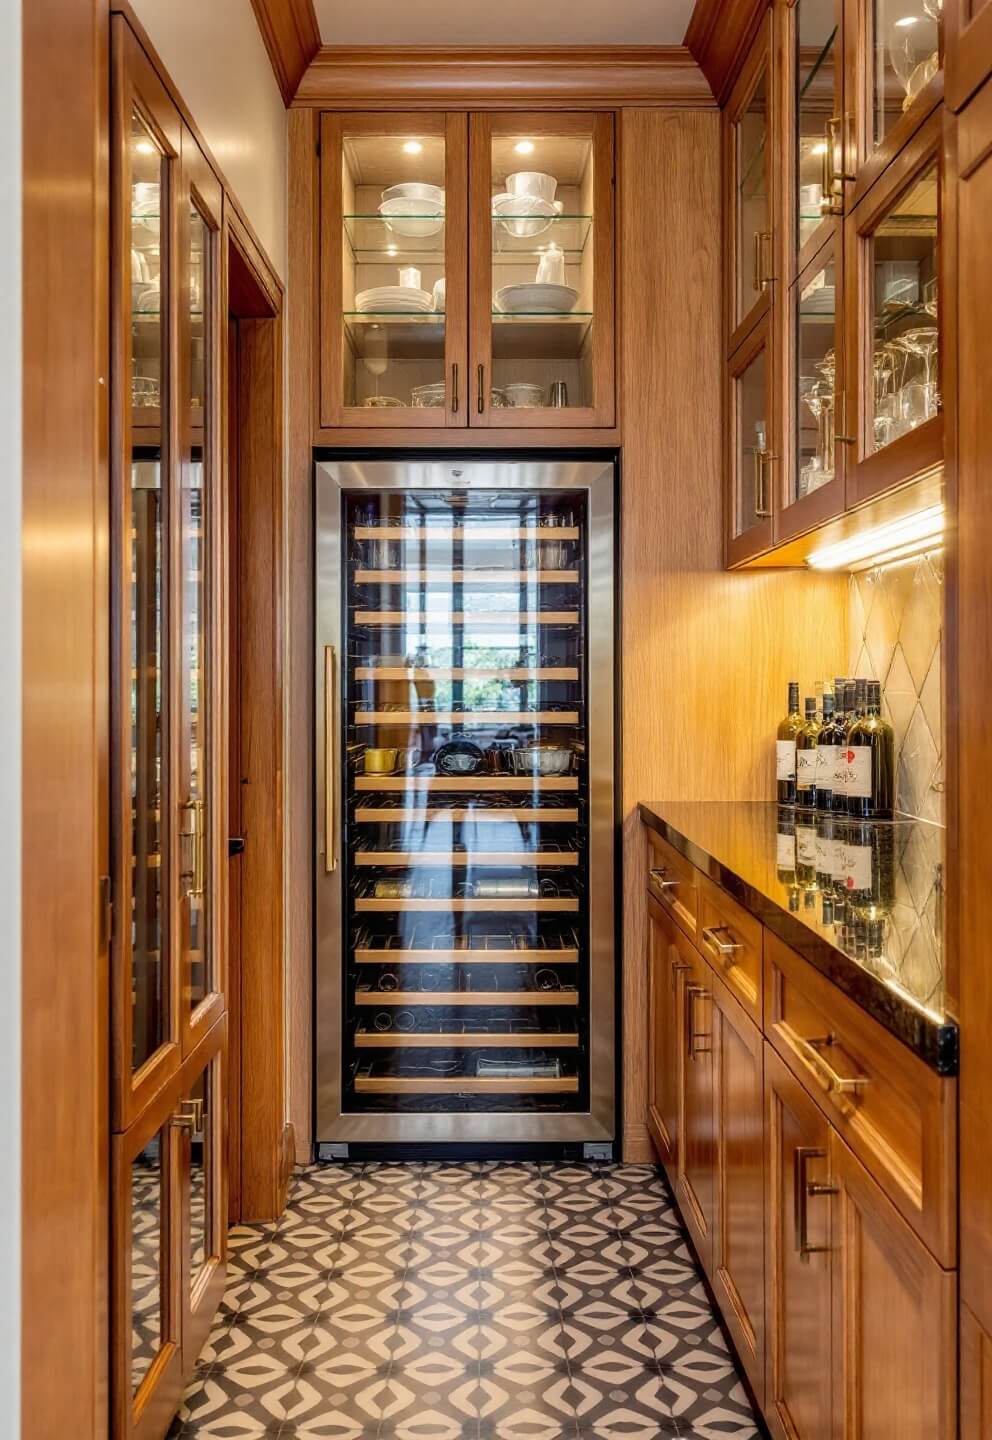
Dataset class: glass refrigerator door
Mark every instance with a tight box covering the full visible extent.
[342,488,590,1113]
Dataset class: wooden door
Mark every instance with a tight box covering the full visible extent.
[319,112,468,428]
[725,14,776,357]
[711,969,765,1406]
[110,14,183,1132]
[176,128,226,1057]
[947,0,992,109]
[764,1045,833,1440]
[647,895,687,1168]
[179,1020,228,1376]
[726,311,776,566]
[468,111,615,428]
[828,1131,956,1439]
[677,943,715,1272]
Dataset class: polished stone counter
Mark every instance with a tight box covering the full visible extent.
[639,800,956,1075]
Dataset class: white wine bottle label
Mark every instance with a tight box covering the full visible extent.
[840,841,872,890]
[797,825,816,865]
[833,748,848,794]
[796,749,818,785]
[845,746,872,799]
[815,834,841,874]
[816,744,838,788]
[777,832,795,868]
[776,739,796,781]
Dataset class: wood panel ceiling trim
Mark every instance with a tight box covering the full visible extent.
[293,45,716,107]
[250,0,322,105]
[684,0,768,105]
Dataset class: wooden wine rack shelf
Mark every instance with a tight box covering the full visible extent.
[355,569,578,584]
[354,611,579,626]
[354,1032,579,1048]
[353,525,580,541]
[353,1075,579,1094]
[354,850,578,867]
[354,990,579,1006]
[353,948,579,964]
[354,807,580,823]
[353,776,579,792]
[355,709,579,725]
[355,897,580,913]
[354,666,579,681]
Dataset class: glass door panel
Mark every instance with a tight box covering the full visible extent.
[130,1130,167,1395]
[794,255,840,504]
[794,0,842,257]
[178,1037,226,1370]
[871,0,941,151]
[729,325,774,554]
[736,67,770,326]
[343,490,589,1111]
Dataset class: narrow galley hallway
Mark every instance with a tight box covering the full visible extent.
[166,1163,761,1440]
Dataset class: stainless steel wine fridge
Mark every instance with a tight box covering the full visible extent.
[314,457,616,1147]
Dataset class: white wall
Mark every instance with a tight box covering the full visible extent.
[0,0,20,1424]
[130,0,287,280]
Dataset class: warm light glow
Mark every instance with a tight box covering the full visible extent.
[135,140,155,155]
[402,140,423,155]
[810,141,828,156]
[894,13,920,24]
[386,245,398,257]
[514,140,536,155]
[806,504,944,570]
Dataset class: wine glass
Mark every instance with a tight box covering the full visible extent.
[887,8,940,111]
[894,325,939,418]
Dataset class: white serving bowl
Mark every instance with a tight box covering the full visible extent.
[378,197,445,238]
[381,182,445,206]
[506,171,558,203]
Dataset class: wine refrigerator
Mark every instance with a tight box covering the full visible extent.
[314,457,616,1147]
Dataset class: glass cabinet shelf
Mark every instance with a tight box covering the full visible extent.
[491,214,593,257]
[343,213,446,263]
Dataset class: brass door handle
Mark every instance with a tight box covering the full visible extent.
[752,230,762,294]
[171,1097,204,1133]
[649,867,678,890]
[796,1033,870,1095]
[754,448,773,519]
[794,1145,837,1261]
[181,798,205,899]
[477,363,485,415]
[686,984,711,1058]
[324,645,337,873]
[670,952,691,994]
[451,362,459,414]
[757,230,774,288]
[701,925,743,967]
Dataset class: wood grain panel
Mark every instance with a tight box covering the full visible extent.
[249,0,320,105]
[22,1,110,1436]
[619,108,847,1161]
[294,46,714,108]
[684,0,768,106]
[961,1301,992,1440]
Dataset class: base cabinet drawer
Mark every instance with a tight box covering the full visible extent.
[647,895,683,1167]
[698,873,763,1022]
[647,829,699,940]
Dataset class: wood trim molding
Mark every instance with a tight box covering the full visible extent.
[684,0,768,106]
[294,45,715,108]
[249,0,321,106]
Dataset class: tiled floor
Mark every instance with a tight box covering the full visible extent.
[167,1162,761,1440]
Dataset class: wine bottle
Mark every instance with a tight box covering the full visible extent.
[814,691,844,812]
[776,806,797,887]
[795,696,820,809]
[776,681,803,805]
[845,679,894,819]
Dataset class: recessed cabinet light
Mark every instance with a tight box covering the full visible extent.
[135,140,155,155]
[514,140,535,155]
[402,140,423,155]
[894,14,920,24]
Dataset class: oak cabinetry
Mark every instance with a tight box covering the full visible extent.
[698,873,763,1022]
[678,939,717,1270]
[946,0,992,110]
[646,896,684,1167]
[647,829,700,939]
[961,1303,992,1439]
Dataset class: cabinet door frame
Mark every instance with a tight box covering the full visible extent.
[468,109,615,429]
[842,106,943,510]
[776,228,848,545]
[726,13,777,358]
[180,1019,229,1375]
[946,0,992,110]
[647,895,685,1169]
[176,127,227,1060]
[676,939,715,1272]
[110,15,183,1131]
[318,111,469,430]
[112,1070,184,1440]
[726,310,777,566]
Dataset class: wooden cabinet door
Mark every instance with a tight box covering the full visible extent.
[647,895,686,1168]
[829,1131,956,1439]
[764,1045,833,1440]
[711,971,765,1406]
[179,1020,228,1378]
[726,311,776,566]
[725,13,776,357]
[677,943,716,1272]
[947,0,992,109]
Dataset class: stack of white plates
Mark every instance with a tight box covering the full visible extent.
[494,283,579,315]
[355,285,434,314]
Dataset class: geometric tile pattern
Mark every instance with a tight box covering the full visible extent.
[166,1162,762,1440]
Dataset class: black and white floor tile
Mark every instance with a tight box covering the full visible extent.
[166,1162,761,1440]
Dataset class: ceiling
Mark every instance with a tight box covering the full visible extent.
[313,0,697,47]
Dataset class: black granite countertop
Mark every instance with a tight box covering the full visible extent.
[638,800,956,1076]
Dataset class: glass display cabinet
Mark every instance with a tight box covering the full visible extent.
[726,15,775,355]
[469,112,615,427]
[727,315,776,564]
[783,0,844,281]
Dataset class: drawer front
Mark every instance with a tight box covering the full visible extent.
[697,874,762,1022]
[646,829,698,940]
[764,932,955,1266]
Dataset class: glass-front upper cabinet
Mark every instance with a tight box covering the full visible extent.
[319,113,467,428]
[112,17,182,1130]
[726,16,775,353]
[469,113,615,428]
[784,0,844,278]
[844,112,940,504]
[847,0,942,190]
[727,314,776,564]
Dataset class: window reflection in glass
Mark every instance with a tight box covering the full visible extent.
[130,1133,164,1394]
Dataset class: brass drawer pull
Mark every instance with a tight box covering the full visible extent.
[794,1146,837,1262]
[702,925,743,967]
[649,867,679,891]
[797,1032,870,1095]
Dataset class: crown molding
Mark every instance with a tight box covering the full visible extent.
[684,0,768,105]
[293,45,716,107]
[250,0,321,105]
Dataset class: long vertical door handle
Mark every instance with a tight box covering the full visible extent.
[324,645,337,873]
[794,1145,836,1262]
[477,363,485,415]
[451,362,459,414]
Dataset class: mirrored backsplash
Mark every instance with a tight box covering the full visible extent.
[849,547,943,826]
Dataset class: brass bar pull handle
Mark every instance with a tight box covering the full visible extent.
[752,230,761,294]
[701,925,743,968]
[477,363,485,415]
[754,449,773,519]
[670,950,691,995]
[451,362,459,414]
[686,985,711,1059]
[171,1097,204,1132]
[758,230,774,287]
[181,798,205,899]
[797,1032,870,1095]
[194,799,205,898]
[324,645,337,874]
[795,1145,837,1262]
[649,867,679,890]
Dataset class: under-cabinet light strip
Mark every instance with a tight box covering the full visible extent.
[806,504,944,571]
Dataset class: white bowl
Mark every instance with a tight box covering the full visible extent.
[494,283,579,315]
[492,194,557,239]
[506,171,558,203]
[378,197,445,238]
[503,382,545,408]
[381,182,445,205]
